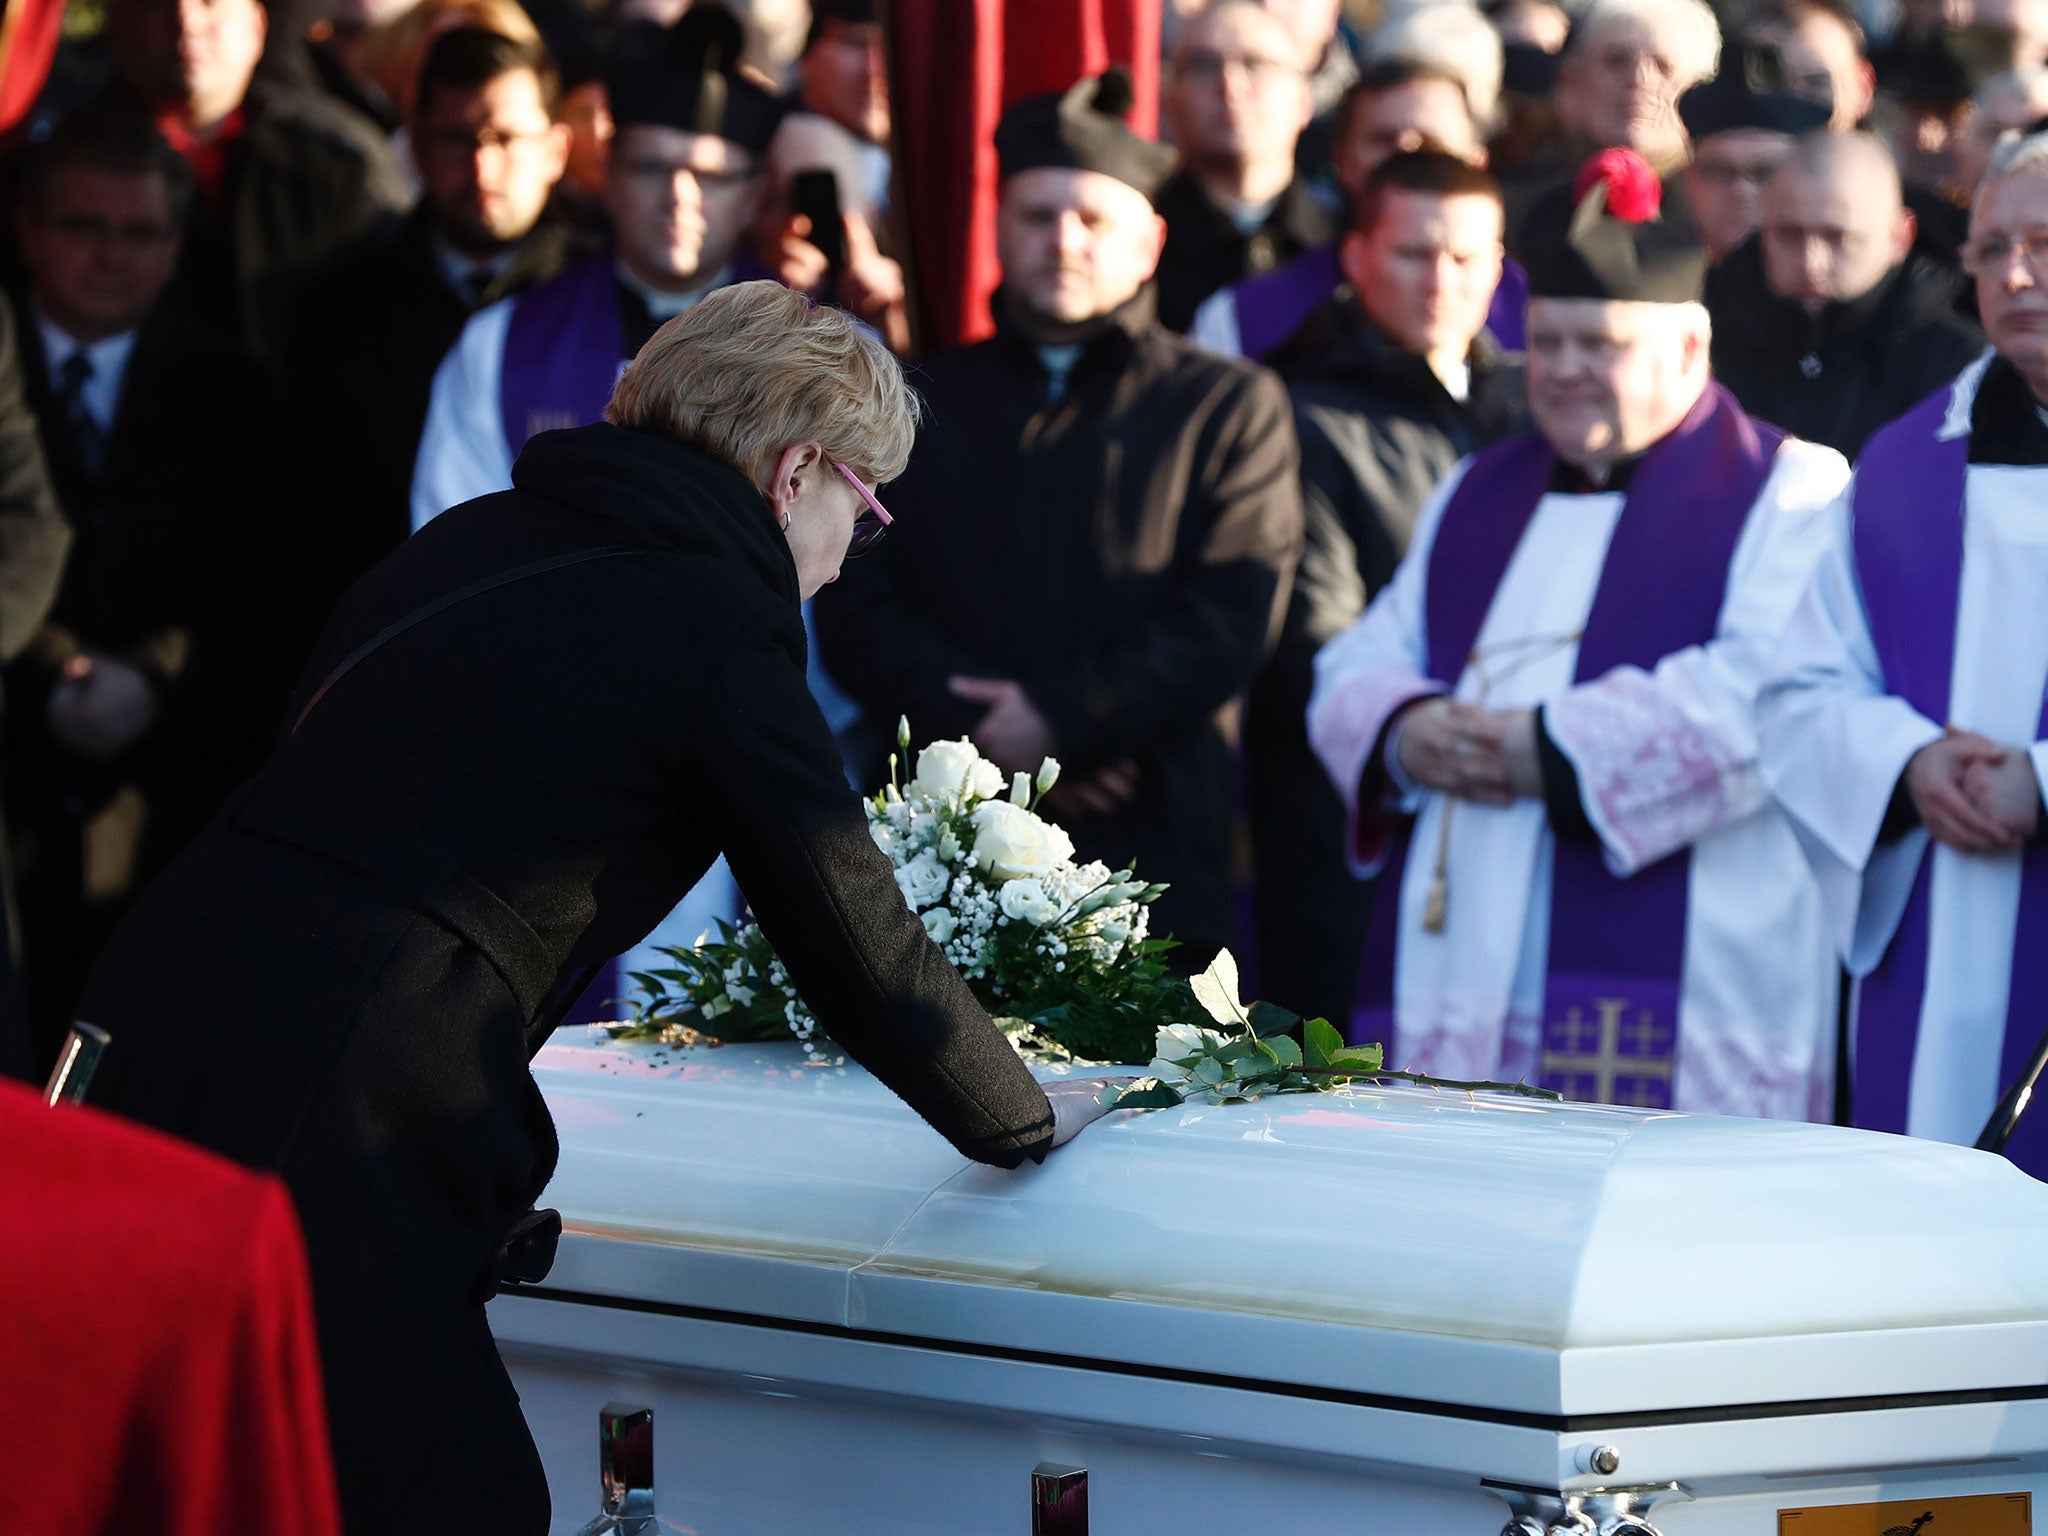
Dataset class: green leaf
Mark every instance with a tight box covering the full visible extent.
[1189,948,1249,1030]
[1194,1056,1227,1086]
[1328,1043,1386,1074]
[1265,1034,1302,1068]
[1101,1078,1186,1110]
[1303,1017,1343,1069]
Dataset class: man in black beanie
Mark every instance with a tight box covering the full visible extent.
[817,70,1303,969]
[1676,40,1832,264]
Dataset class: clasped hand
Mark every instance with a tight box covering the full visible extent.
[1905,726,2040,852]
[1395,698,1544,805]
[47,651,156,762]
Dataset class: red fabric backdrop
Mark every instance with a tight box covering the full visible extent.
[0,0,64,135]
[887,0,1163,352]
[0,1081,343,1536]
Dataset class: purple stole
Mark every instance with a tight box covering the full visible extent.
[1354,383,1783,1108]
[1848,377,2048,1176]
[499,250,626,459]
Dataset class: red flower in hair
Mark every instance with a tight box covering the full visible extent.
[1572,148,1662,222]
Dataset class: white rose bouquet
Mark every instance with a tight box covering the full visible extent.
[619,722,1184,1065]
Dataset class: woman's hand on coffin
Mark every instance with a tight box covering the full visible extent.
[1044,1078,1126,1149]
[1395,699,1516,805]
[1907,729,2024,852]
[1960,741,2042,841]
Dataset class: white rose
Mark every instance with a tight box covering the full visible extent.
[894,851,950,909]
[970,799,1076,882]
[966,756,1006,802]
[921,907,957,943]
[911,738,986,801]
[998,877,1059,926]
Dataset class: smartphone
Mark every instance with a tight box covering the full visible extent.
[789,169,848,276]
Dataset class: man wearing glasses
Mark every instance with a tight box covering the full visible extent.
[7,109,266,1078]
[1153,0,1335,333]
[286,28,581,602]
[1761,130,2048,1179]
[410,4,780,528]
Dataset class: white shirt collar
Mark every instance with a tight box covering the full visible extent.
[613,259,733,320]
[34,310,138,432]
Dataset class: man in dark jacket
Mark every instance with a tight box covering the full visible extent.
[286,29,585,608]
[99,0,409,362]
[6,112,274,1076]
[82,283,1099,1533]
[1154,1,1336,332]
[816,72,1303,967]
[1252,149,1524,1026]
[1710,129,1985,456]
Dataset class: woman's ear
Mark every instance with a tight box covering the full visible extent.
[765,441,827,529]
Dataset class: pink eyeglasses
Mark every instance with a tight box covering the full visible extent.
[833,461,894,557]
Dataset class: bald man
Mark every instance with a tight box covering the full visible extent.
[1708,130,1984,455]
[1154,1,1337,331]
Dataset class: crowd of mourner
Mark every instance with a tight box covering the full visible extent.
[1,0,2045,1166]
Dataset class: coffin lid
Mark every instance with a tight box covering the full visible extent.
[530,1040,2048,1419]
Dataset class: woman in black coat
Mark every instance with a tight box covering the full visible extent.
[82,283,1115,1533]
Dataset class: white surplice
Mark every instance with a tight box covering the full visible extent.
[1308,432,1850,1119]
[1759,358,2048,1148]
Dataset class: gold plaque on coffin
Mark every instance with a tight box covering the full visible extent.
[1779,1492,2031,1536]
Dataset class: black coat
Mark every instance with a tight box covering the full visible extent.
[1708,237,1986,458]
[282,205,588,608]
[1247,296,1525,1025]
[6,304,276,1064]
[83,423,1055,1533]
[136,78,410,363]
[1151,171,1338,334]
[814,289,1302,962]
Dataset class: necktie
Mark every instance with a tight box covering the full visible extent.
[56,351,104,482]
[463,269,493,306]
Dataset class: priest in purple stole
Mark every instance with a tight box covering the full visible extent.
[409,5,782,529]
[1308,150,1848,1119]
[1760,131,2048,1179]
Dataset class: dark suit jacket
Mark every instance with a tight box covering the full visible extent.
[282,205,588,609]
[6,302,274,1056]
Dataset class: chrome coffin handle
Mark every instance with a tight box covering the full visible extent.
[1491,1480,1688,1536]
[1033,1462,1088,1535]
[571,1403,656,1536]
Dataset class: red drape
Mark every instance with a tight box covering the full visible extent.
[887,0,1163,352]
[0,1080,344,1536]
[0,0,65,135]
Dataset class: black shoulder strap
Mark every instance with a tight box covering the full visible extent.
[293,545,635,733]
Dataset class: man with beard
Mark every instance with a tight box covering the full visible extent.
[1710,130,1984,455]
[410,5,778,524]
[1761,131,2048,1179]
[816,71,1302,967]
[1309,150,1845,1118]
[288,28,582,603]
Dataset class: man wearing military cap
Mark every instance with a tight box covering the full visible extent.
[411,3,782,525]
[1677,40,1833,265]
[1309,149,1846,1120]
[817,70,1303,968]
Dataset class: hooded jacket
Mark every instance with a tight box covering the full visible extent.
[81,422,1055,1532]
[1708,236,1985,458]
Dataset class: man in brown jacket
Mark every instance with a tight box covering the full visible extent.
[816,71,1303,966]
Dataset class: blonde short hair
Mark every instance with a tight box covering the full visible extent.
[606,282,920,488]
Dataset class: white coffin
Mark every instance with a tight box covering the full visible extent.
[495,1037,2048,1534]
